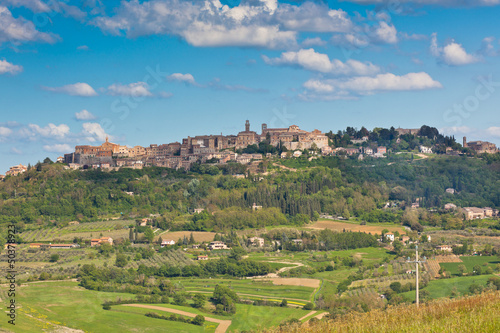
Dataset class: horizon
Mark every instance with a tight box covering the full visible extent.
[1,0,500,172]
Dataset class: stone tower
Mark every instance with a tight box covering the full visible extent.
[262,123,267,133]
[245,120,250,132]
[463,136,467,148]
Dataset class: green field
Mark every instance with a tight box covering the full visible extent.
[1,281,315,332]
[1,281,207,333]
[439,256,500,276]
[172,278,315,301]
[401,275,495,301]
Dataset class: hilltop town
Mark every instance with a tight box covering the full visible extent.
[1,122,498,179]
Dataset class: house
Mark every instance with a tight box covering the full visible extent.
[463,207,486,220]
[50,244,78,249]
[68,221,80,225]
[161,239,176,247]
[419,146,433,154]
[91,237,114,247]
[484,207,493,217]
[385,232,395,242]
[139,218,150,227]
[280,152,288,159]
[364,147,374,155]
[377,146,387,154]
[252,203,262,211]
[293,151,302,158]
[208,241,229,250]
[405,269,413,274]
[29,243,43,248]
[444,203,457,210]
[291,239,303,245]
[194,208,204,214]
[436,245,453,252]
[192,244,200,249]
[197,255,209,260]
[445,188,455,194]
[248,237,265,247]
[321,146,333,155]
[411,202,420,209]
[401,236,410,243]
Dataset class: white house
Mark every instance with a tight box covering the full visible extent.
[161,239,176,247]
[419,145,433,154]
[208,241,229,250]
[385,232,395,242]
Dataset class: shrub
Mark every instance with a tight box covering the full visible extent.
[303,302,315,310]
[192,315,205,326]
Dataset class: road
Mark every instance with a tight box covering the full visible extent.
[123,304,232,333]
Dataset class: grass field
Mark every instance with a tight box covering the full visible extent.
[306,219,407,235]
[155,231,216,243]
[171,278,316,302]
[401,275,495,301]
[0,281,206,333]
[439,255,500,276]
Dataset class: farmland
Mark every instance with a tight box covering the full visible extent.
[306,219,407,236]
[439,255,500,276]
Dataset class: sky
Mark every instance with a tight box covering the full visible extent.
[1,0,500,173]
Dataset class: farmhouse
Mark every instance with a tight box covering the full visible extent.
[50,244,78,249]
[385,232,395,242]
[436,245,453,252]
[91,237,114,247]
[208,241,229,250]
[197,255,209,260]
[161,239,176,247]
[248,237,265,247]
[29,243,43,248]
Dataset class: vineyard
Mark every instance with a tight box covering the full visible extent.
[126,249,193,269]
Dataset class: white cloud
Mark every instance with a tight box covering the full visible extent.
[302,72,442,100]
[107,82,153,97]
[43,143,71,153]
[158,91,173,98]
[43,82,98,96]
[331,21,398,48]
[0,126,12,136]
[10,147,23,155]
[440,126,473,136]
[77,45,89,51]
[344,0,500,7]
[0,6,58,45]
[300,37,326,47]
[75,110,96,120]
[373,21,398,44]
[92,0,354,49]
[430,33,479,66]
[81,122,109,142]
[25,123,70,139]
[0,59,23,75]
[167,73,196,85]
[263,48,380,76]
[479,37,498,57]
[486,126,500,137]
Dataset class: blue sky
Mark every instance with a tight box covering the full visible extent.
[1,0,500,173]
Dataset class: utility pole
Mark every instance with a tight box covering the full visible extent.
[407,245,426,307]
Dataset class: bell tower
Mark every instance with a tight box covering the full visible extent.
[245,120,250,132]
[463,136,467,148]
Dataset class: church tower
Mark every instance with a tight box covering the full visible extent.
[463,136,467,148]
[245,120,250,132]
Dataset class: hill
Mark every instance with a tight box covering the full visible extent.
[262,291,500,333]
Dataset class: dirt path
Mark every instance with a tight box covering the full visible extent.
[273,163,297,172]
[123,304,231,333]
[185,290,309,303]
[249,261,304,279]
[300,311,317,321]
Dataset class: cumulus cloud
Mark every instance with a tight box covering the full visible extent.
[430,33,479,66]
[486,126,500,137]
[167,73,197,85]
[43,143,72,153]
[263,48,380,76]
[479,37,498,57]
[0,59,22,75]
[344,0,500,7]
[75,109,96,120]
[0,6,59,45]
[331,20,398,48]
[91,0,354,49]
[43,82,98,96]
[107,82,153,97]
[0,126,12,137]
[301,72,442,100]
[24,123,70,139]
[300,37,326,47]
[81,122,109,142]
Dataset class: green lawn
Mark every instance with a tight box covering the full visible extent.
[401,275,495,301]
[3,281,205,333]
[440,256,500,276]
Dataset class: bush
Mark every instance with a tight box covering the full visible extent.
[102,304,111,310]
[49,254,60,262]
[192,315,205,326]
[303,302,315,310]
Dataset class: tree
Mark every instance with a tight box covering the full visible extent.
[473,264,482,275]
[392,240,403,256]
[43,157,53,164]
[458,264,467,276]
[144,228,154,243]
[281,299,288,307]
[173,293,187,306]
[189,232,195,245]
[229,247,246,261]
[390,282,402,293]
[192,293,206,308]
[115,253,128,267]
[49,254,60,262]
[129,228,134,242]
[303,302,314,310]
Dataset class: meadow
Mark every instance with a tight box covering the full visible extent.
[306,219,407,236]
[439,255,500,276]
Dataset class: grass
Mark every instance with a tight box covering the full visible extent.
[401,274,495,301]
[440,255,500,276]
[172,278,315,301]
[2,281,207,333]
[263,291,500,333]
[306,219,407,236]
